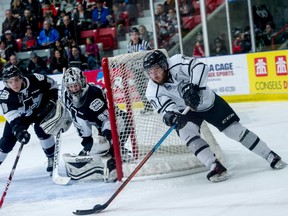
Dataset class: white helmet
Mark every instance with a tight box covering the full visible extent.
[63,67,88,107]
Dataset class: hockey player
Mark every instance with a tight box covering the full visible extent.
[0,65,58,172]
[62,67,129,182]
[143,50,287,182]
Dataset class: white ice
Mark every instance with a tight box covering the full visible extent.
[0,101,288,216]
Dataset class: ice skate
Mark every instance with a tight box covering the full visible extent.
[267,151,287,169]
[207,159,229,182]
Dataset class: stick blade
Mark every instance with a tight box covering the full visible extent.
[73,204,106,215]
[52,173,71,185]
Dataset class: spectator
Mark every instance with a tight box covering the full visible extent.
[2,30,18,58]
[25,0,43,25]
[41,0,58,24]
[38,20,59,49]
[138,25,152,44]
[179,0,194,17]
[240,30,252,53]
[85,37,100,70]
[211,36,228,56]
[232,27,242,54]
[19,9,38,38]
[6,54,29,75]
[52,39,68,58]
[68,46,88,70]
[60,0,75,14]
[27,51,50,74]
[163,0,175,14]
[0,41,8,61]
[125,0,139,25]
[127,27,152,53]
[92,0,111,28]
[73,2,93,31]
[10,0,26,19]
[57,15,80,48]
[193,31,205,58]
[155,4,175,40]
[50,49,69,74]
[167,9,178,30]
[262,21,276,47]
[1,9,19,38]
[22,26,38,51]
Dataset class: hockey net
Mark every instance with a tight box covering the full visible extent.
[102,50,223,180]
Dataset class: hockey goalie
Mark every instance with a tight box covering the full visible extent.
[59,67,130,182]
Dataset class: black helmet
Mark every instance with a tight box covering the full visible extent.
[2,65,23,82]
[143,50,168,72]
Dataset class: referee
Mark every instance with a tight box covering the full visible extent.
[127,27,152,53]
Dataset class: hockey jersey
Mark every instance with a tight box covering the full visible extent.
[0,74,58,128]
[63,84,110,138]
[145,54,215,114]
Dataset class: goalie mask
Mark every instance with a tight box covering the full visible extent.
[63,67,88,107]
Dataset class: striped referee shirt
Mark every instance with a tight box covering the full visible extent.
[127,39,152,53]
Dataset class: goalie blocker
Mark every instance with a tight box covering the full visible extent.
[40,100,72,136]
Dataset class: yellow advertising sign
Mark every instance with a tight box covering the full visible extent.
[247,50,288,93]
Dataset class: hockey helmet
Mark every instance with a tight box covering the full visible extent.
[143,50,168,72]
[2,65,23,81]
[1,65,23,87]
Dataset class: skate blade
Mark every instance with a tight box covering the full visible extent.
[274,160,287,169]
[209,171,229,182]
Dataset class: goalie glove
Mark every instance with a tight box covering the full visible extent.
[182,83,201,110]
[163,111,187,130]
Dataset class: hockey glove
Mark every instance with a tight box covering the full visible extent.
[182,83,201,110]
[37,99,57,122]
[15,128,31,144]
[163,111,187,130]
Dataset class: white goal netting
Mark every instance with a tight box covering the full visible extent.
[103,50,223,179]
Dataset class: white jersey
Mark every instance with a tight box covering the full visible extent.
[145,54,215,114]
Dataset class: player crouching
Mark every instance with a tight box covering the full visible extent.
[61,67,129,182]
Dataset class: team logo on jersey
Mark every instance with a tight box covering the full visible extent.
[0,90,9,100]
[34,73,45,81]
[89,99,104,111]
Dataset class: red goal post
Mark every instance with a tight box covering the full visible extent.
[102,50,223,181]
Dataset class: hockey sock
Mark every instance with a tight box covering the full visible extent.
[223,122,271,159]
[187,136,217,169]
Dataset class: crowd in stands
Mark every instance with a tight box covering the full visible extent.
[0,0,146,75]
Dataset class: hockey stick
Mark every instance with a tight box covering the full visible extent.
[52,128,71,185]
[73,107,191,215]
[0,141,25,208]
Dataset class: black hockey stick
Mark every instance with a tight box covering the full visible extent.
[0,141,25,208]
[73,107,191,215]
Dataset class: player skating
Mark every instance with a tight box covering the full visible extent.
[143,50,287,182]
[62,67,130,182]
[0,65,58,173]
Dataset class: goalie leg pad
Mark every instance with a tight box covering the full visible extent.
[63,153,105,181]
[40,100,72,136]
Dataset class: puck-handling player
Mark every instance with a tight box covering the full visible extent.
[143,50,287,182]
